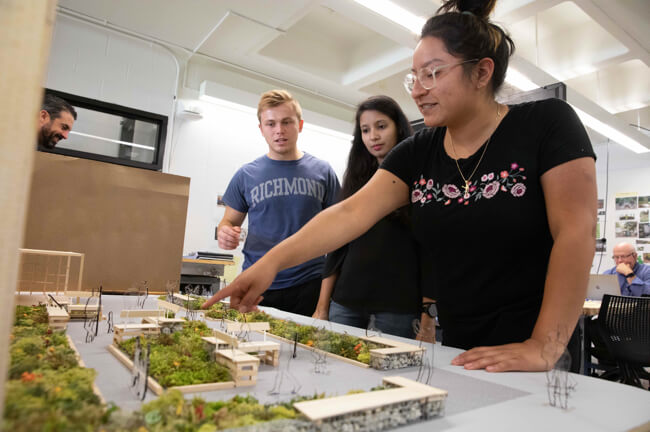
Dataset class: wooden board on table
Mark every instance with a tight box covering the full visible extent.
[119,309,164,319]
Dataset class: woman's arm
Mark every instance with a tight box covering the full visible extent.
[203,169,409,310]
[452,157,596,372]
[416,296,437,343]
[313,274,337,320]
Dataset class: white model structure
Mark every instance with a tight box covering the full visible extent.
[358,335,425,370]
[293,376,447,431]
[202,321,282,387]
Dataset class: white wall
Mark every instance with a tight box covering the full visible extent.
[592,142,650,273]
[46,15,177,117]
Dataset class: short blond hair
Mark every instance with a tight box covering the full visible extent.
[257,89,302,122]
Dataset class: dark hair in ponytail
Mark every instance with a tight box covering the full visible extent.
[422,0,515,94]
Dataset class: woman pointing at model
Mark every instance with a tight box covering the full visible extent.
[204,0,597,372]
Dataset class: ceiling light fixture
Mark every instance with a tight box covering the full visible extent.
[571,106,649,154]
[352,0,425,34]
[199,81,257,115]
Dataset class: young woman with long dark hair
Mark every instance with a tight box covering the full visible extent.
[311,95,425,338]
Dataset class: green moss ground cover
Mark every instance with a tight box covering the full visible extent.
[3,305,386,431]
[102,390,315,431]
[3,305,105,432]
[158,294,204,311]
[205,304,386,365]
[117,321,232,388]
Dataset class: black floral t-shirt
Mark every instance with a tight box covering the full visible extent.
[381,98,595,349]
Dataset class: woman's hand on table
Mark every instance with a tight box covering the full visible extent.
[451,338,558,372]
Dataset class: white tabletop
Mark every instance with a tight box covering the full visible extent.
[66,295,650,431]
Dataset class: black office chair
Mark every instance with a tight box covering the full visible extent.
[596,294,650,389]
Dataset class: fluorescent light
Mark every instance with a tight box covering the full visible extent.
[199,93,352,141]
[69,131,155,151]
[353,0,425,34]
[198,93,256,115]
[571,106,649,153]
[504,67,538,91]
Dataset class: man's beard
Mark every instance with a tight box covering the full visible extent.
[38,126,61,149]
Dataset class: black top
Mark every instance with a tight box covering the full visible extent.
[381,98,595,349]
[324,211,421,314]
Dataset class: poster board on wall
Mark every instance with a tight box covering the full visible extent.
[22,152,190,293]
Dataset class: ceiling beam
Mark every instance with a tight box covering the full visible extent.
[575,0,650,67]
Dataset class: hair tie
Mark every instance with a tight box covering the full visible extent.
[461,10,475,16]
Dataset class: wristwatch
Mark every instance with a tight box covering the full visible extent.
[625,272,635,278]
[422,302,437,318]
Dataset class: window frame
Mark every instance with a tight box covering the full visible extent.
[42,89,168,171]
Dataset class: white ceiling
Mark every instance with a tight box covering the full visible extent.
[56,0,650,151]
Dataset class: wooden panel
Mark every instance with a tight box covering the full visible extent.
[23,153,190,293]
[0,0,58,416]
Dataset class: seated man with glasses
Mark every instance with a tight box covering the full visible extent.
[604,242,650,297]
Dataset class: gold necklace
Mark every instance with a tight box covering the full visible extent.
[449,104,502,199]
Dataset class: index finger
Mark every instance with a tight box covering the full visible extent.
[201,284,236,309]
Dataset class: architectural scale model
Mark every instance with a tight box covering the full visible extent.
[16,248,85,294]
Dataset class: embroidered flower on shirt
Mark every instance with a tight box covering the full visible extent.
[482,181,500,199]
[442,184,461,199]
[411,162,527,207]
[511,183,526,197]
[412,189,424,203]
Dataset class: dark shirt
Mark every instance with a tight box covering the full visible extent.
[324,211,420,314]
[381,98,595,349]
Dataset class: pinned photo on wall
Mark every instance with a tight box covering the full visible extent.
[639,223,650,239]
[644,253,650,264]
[615,193,637,210]
[615,221,637,238]
[640,209,649,223]
[597,199,604,210]
[598,210,606,216]
[639,196,650,208]
[595,238,606,253]
[637,239,650,245]
[618,213,636,221]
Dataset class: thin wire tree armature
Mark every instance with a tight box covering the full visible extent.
[413,318,434,385]
[542,327,577,409]
[83,285,102,343]
[130,337,150,401]
[268,332,301,396]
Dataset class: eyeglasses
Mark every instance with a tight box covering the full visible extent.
[403,58,479,93]
[612,253,634,260]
